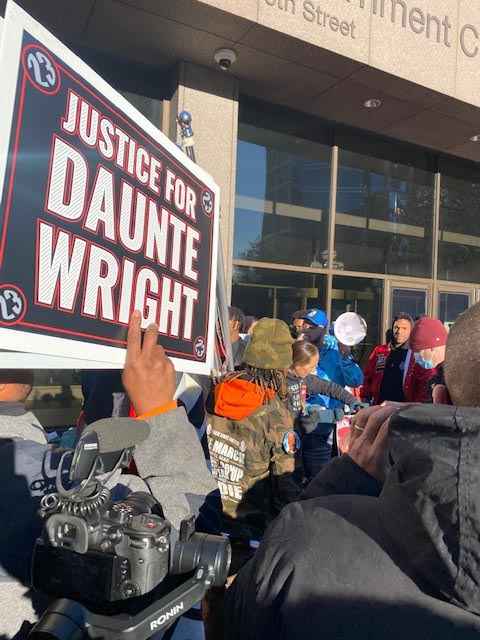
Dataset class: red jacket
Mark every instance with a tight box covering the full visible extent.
[403,361,439,403]
[361,344,392,404]
[362,344,419,404]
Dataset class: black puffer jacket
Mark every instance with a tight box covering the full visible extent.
[225,404,480,639]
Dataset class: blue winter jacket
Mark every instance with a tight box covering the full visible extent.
[308,336,364,412]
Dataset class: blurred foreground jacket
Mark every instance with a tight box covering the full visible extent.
[226,404,480,639]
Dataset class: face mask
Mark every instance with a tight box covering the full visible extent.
[414,352,435,370]
[303,326,325,347]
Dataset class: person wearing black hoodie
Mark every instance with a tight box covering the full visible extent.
[224,400,480,640]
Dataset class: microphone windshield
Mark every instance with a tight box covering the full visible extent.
[83,418,150,454]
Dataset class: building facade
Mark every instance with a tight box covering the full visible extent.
[6,0,480,419]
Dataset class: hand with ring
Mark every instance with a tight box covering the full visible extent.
[348,403,407,482]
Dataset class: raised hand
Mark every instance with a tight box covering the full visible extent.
[122,311,176,416]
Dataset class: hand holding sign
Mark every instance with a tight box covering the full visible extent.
[122,311,176,416]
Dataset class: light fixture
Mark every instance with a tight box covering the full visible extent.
[470,134,480,142]
[363,98,382,109]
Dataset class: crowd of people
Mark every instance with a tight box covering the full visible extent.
[2,301,480,639]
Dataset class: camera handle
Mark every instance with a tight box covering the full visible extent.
[30,565,215,640]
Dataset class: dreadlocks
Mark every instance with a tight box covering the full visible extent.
[219,366,289,403]
[244,365,289,400]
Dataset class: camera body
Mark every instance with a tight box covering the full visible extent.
[33,491,172,602]
[33,486,231,606]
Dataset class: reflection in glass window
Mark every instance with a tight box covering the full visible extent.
[231,266,327,323]
[438,292,470,328]
[331,276,383,365]
[121,91,162,128]
[391,288,426,322]
[439,175,480,283]
[234,124,331,267]
[335,150,434,277]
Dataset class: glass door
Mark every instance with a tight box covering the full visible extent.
[387,282,431,326]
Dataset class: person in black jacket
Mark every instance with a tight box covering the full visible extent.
[224,401,480,640]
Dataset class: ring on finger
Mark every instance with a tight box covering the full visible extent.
[353,424,365,432]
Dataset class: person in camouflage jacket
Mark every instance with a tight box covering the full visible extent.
[207,318,303,543]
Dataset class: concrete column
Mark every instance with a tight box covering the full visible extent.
[165,62,239,302]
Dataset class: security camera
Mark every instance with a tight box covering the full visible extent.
[214,48,237,71]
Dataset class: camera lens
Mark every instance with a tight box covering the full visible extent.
[171,533,231,587]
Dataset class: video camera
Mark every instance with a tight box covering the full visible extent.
[29,417,231,640]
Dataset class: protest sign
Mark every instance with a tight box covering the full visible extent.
[0,2,219,374]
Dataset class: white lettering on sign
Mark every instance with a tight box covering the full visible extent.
[35,221,87,311]
[46,137,200,282]
[42,132,202,332]
[46,137,88,221]
[61,91,167,199]
[82,244,119,320]
[35,220,198,335]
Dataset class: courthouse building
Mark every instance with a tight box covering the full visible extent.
[4,0,480,408]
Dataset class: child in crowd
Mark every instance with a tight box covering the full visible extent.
[287,341,359,421]
[287,341,363,480]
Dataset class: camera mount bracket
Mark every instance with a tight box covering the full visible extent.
[31,565,215,640]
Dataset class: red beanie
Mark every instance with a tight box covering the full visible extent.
[409,317,448,352]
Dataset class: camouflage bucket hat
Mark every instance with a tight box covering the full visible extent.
[243,318,294,370]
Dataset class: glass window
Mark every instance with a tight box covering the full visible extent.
[331,276,383,364]
[121,91,163,128]
[391,287,427,322]
[335,149,434,277]
[232,266,327,323]
[438,174,480,283]
[234,124,331,267]
[438,292,470,329]
[27,370,83,430]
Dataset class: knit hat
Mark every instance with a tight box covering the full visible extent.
[302,309,329,328]
[243,318,294,370]
[409,317,448,352]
